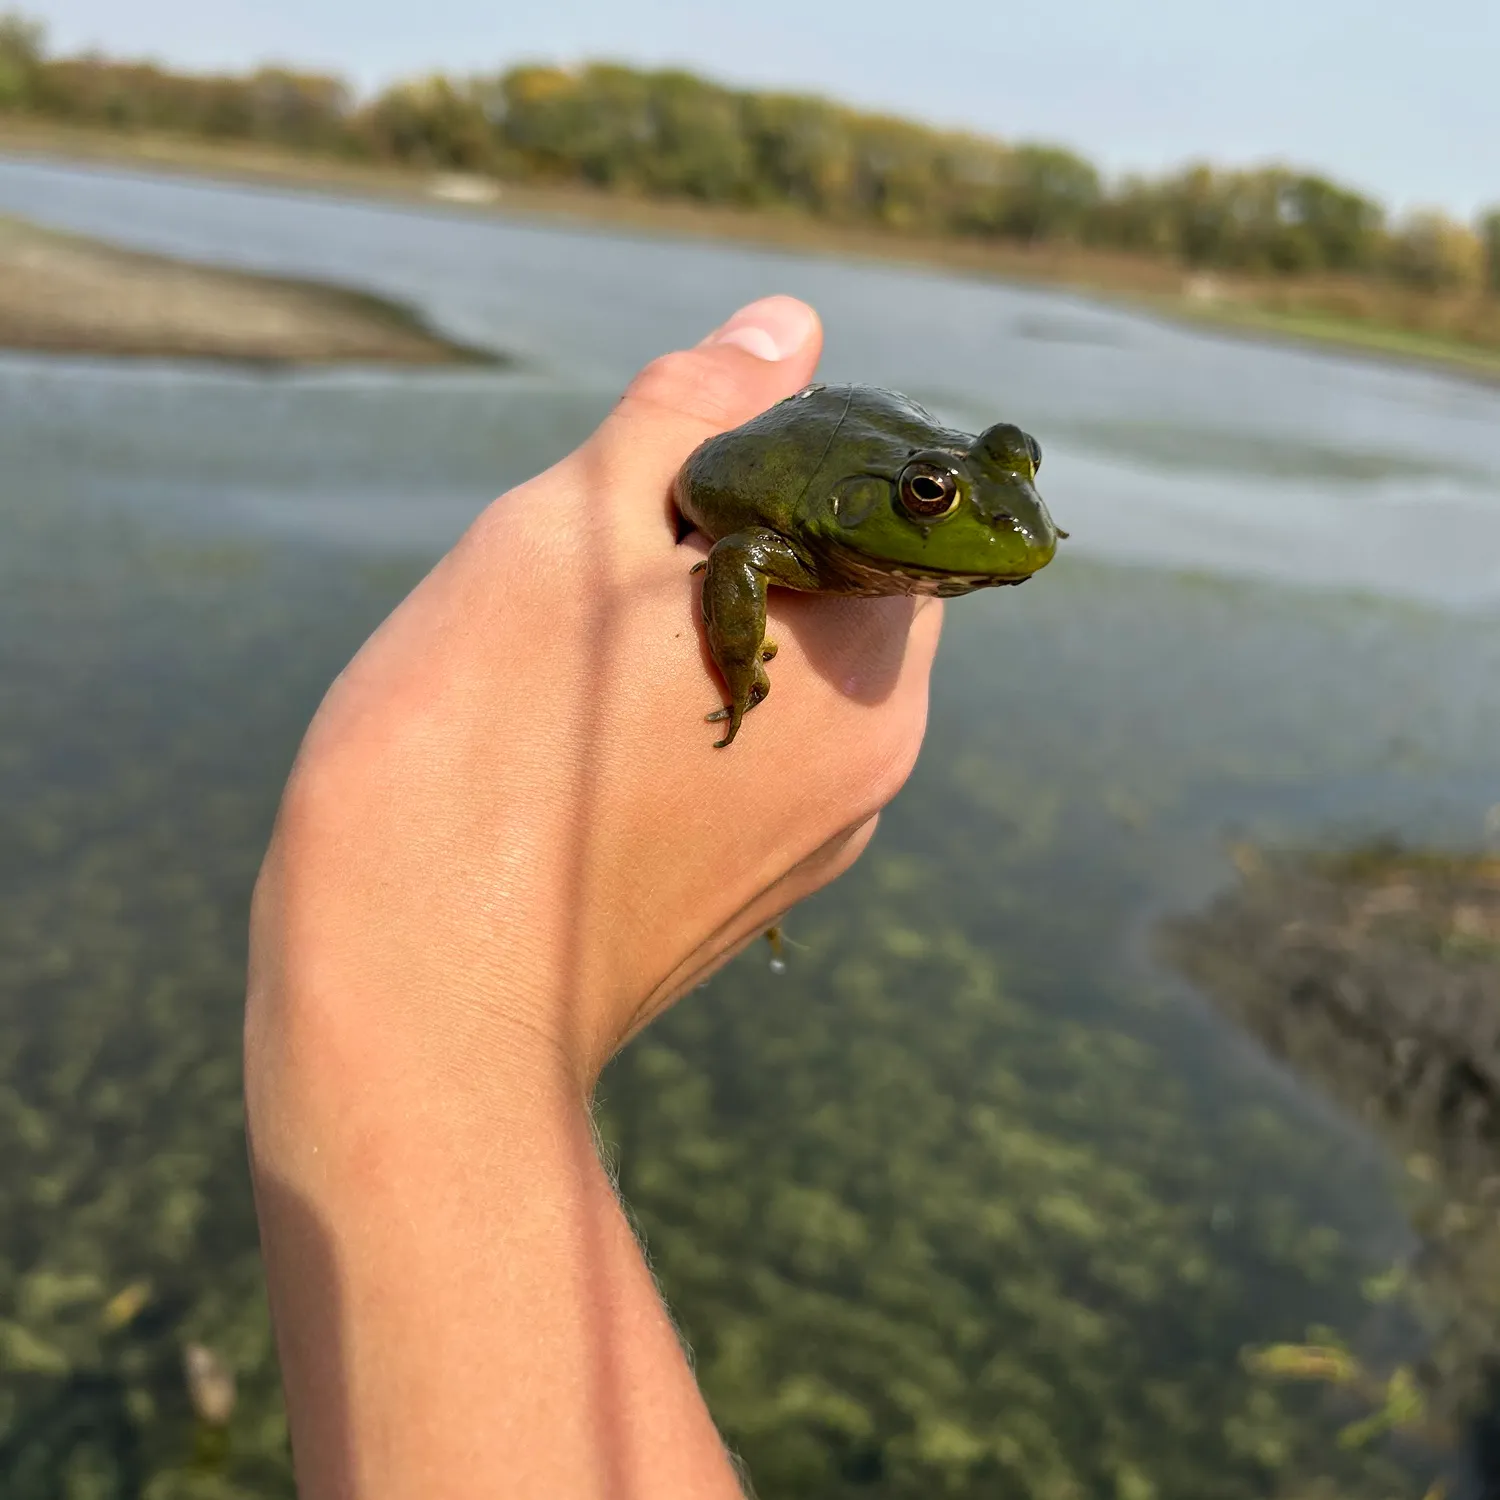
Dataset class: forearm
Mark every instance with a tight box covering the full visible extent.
[245,963,746,1500]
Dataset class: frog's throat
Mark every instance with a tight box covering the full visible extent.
[818,539,1038,597]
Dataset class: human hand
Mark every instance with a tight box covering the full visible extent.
[250,295,942,1097]
[244,295,944,1499]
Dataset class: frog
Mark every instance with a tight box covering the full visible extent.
[674,383,1065,746]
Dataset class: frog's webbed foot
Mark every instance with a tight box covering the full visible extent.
[694,530,816,747]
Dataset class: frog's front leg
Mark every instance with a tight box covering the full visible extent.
[690,529,818,747]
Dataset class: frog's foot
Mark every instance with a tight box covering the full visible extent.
[705,667,770,748]
[696,530,817,748]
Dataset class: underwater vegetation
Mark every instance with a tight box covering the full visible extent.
[601,879,1439,1498]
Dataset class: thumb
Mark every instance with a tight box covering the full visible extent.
[590,295,824,495]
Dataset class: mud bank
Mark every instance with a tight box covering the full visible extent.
[0,215,495,366]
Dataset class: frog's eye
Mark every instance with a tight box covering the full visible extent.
[897,462,961,520]
[1026,434,1042,473]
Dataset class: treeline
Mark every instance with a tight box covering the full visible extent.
[3,11,1498,296]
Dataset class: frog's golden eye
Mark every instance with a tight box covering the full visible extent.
[897,462,961,520]
[1026,434,1042,473]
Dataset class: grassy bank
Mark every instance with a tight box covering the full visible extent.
[2,116,1499,384]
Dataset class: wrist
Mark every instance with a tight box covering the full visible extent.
[246,758,607,1110]
[245,864,744,1500]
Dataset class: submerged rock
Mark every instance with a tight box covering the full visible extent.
[1165,844,1500,1172]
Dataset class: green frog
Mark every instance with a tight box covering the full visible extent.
[675,383,1064,746]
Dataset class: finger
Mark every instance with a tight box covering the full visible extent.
[586,295,823,502]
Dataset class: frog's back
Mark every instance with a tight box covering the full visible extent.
[675,384,963,543]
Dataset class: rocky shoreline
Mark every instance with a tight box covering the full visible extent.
[0,215,496,366]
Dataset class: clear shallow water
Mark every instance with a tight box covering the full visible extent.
[2,155,1499,1497]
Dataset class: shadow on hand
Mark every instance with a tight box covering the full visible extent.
[774,592,922,708]
[249,1164,354,1497]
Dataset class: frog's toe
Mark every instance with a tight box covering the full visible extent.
[705,671,769,747]
[707,702,743,748]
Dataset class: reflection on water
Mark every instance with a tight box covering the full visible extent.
[2,157,1500,1497]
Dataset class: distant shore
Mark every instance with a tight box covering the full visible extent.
[0,208,493,367]
[3,117,1500,387]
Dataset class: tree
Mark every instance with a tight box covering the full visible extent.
[246,69,352,153]
[1158,164,1235,267]
[1091,174,1175,256]
[1479,208,1500,296]
[358,74,493,171]
[1386,210,1484,293]
[995,144,1102,244]
[0,10,43,109]
[1281,173,1383,272]
[493,64,659,189]
[844,114,954,230]
[620,70,750,203]
[740,92,853,215]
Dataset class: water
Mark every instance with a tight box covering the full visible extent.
[2,154,1498,1497]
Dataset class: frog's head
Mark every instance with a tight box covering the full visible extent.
[825,420,1061,586]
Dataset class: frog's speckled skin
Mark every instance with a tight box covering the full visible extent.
[674,383,1062,746]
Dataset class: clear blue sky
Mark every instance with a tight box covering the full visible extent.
[27,0,1500,218]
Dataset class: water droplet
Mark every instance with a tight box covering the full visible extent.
[769,958,787,975]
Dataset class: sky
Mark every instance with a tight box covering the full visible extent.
[26,0,1500,219]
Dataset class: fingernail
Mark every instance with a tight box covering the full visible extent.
[706,296,817,361]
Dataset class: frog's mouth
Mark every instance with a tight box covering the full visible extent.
[889,566,1038,597]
